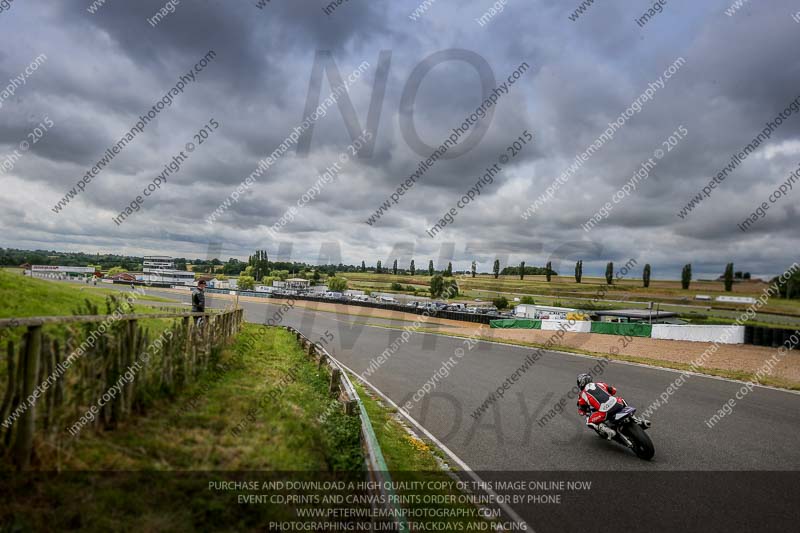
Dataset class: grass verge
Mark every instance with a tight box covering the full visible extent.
[1,325,363,531]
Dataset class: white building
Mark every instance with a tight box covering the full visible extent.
[513,304,579,320]
[344,290,365,297]
[285,278,311,290]
[28,265,95,279]
[139,255,195,286]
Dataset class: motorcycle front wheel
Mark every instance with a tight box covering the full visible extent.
[621,422,655,460]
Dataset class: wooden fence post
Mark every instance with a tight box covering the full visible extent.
[124,319,137,416]
[329,368,341,396]
[183,317,192,380]
[13,325,42,469]
[0,340,16,429]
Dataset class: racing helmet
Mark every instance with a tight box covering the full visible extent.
[577,373,593,390]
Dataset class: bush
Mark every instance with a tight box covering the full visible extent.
[430,276,458,299]
[492,296,509,309]
[430,275,444,298]
[405,285,416,292]
[327,276,348,292]
[390,282,403,291]
[238,275,256,290]
[520,296,535,305]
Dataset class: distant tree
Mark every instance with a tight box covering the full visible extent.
[493,259,500,279]
[681,263,692,290]
[390,282,403,291]
[361,260,366,272]
[471,261,476,278]
[269,269,290,281]
[643,264,651,288]
[174,258,187,270]
[428,260,434,276]
[248,250,269,280]
[445,262,452,277]
[237,275,256,291]
[410,260,415,275]
[222,258,246,276]
[724,263,734,292]
[327,276,348,292]
[107,266,127,276]
[743,272,751,280]
[376,260,382,274]
[575,260,582,283]
[772,268,800,299]
[442,278,459,299]
[492,296,509,309]
[520,295,535,304]
[546,261,552,282]
[605,262,614,284]
[392,259,398,275]
[261,276,277,286]
[312,270,321,282]
[519,261,525,280]
[429,274,445,298]
[734,271,743,279]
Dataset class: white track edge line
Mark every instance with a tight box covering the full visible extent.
[333,357,533,532]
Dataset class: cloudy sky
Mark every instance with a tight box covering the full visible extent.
[1,0,798,279]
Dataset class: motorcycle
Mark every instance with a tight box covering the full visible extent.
[586,397,655,460]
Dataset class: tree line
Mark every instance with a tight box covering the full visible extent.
[5,247,795,298]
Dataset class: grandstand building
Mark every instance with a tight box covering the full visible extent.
[138,256,195,286]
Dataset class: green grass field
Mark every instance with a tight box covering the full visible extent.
[0,269,172,319]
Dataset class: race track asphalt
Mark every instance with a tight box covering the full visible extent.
[89,286,800,530]
[136,288,800,472]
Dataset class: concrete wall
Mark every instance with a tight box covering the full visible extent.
[651,324,745,344]
[540,320,592,333]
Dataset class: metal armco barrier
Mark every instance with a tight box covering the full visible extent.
[283,326,409,532]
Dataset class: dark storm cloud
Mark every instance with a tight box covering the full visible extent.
[1,0,798,278]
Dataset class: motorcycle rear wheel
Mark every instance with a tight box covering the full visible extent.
[622,422,655,460]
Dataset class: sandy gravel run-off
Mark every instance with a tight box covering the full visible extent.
[210,292,800,386]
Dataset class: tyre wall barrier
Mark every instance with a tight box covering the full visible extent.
[744,326,800,348]
[227,292,498,324]
[590,322,653,337]
[651,324,745,344]
[540,320,592,333]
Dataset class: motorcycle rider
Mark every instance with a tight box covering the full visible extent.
[576,373,620,440]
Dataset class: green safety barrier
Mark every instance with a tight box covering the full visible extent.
[590,322,652,337]
[489,319,542,329]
